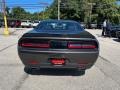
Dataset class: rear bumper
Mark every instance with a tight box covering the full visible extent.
[18,49,99,70]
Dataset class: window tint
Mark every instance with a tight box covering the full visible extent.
[36,21,83,31]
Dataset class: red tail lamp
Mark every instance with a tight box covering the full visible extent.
[21,43,50,48]
[68,43,96,49]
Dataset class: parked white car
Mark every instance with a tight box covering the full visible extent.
[21,20,33,28]
[32,20,40,27]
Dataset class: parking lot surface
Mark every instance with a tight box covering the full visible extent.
[0,28,120,90]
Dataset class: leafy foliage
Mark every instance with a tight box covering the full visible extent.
[1,0,120,24]
[48,0,120,24]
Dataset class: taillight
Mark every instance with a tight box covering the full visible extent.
[68,43,82,49]
[20,43,50,48]
[68,42,97,49]
[82,45,96,49]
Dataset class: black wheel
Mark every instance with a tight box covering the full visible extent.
[24,67,33,74]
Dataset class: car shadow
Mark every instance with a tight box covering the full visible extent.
[113,39,120,42]
[24,68,85,76]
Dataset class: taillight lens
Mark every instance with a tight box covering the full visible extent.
[68,42,97,49]
[68,43,82,49]
[20,43,50,48]
[19,39,50,48]
[81,44,96,49]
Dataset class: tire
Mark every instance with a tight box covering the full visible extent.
[24,67,33,74]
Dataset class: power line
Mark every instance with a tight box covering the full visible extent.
[6,4,49,6]
[8,6,46,8]
[0,7,47,9]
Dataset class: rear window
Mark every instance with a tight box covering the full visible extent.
[36,21,83,31]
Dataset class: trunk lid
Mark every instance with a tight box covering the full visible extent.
[22,29,95,39]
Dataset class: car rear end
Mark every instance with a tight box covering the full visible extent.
[18,35,99,70]
[18,20,99,71]
[109,25,120,37]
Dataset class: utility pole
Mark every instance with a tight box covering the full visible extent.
[1,0,9,36]
[58,0,60,20]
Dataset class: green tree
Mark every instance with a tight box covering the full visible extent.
[94,0,120,23]
[0,13,2,19]
[2,0,120,24]
[11,7,27,19]
[49,0,58,19]
[48,0,120,24]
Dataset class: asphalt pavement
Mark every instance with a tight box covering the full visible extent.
[0,28,120,90]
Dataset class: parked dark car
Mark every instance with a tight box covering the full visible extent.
[107,24,120,37]
[8,20,21,28]
[0,21,2,27]
[116,31,120,40]
[8,20,15,27]
[0,19,4,27]
[97,23,103,29]
[18,20,99,74]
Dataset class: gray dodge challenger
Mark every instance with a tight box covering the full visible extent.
[18,20,99,73]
